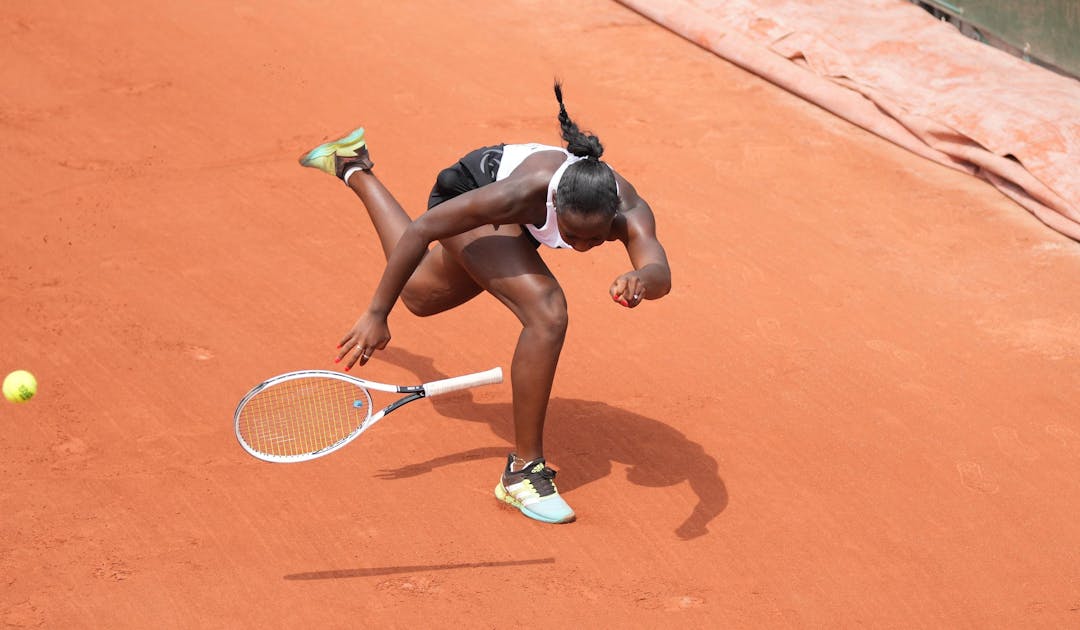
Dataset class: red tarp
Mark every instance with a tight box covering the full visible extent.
[618,0,1080,240]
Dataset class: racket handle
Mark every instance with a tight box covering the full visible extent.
[423,367,503,397]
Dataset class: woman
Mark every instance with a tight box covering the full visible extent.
[299,83,671,524]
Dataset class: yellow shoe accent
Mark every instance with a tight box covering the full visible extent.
[298,127,370,178]
[494,457,576,524]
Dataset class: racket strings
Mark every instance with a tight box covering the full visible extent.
[237,378,370,458]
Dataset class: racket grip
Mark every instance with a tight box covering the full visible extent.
[423,367,503,397]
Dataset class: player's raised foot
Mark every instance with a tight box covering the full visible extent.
[298,126,374,180]
[494,453,576,524]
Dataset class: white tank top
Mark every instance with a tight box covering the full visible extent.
[496,143,581,249]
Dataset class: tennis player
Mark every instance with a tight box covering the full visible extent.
[299,82,671,524]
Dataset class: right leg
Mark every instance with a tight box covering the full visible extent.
[345,169,485,316]
[345,169,413,260]
[300,127,485,316]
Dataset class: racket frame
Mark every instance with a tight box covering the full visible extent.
[234,367,502,463]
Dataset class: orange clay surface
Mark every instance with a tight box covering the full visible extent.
[3,2,1080,628]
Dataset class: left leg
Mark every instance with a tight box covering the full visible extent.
[438,225,576,524]
[440,226,567,463]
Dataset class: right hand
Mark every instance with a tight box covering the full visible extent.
[335,310,391,370]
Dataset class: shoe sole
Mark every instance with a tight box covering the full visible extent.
[494,482,576,524]
[298,127,366,167]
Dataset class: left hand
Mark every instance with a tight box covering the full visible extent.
[610,272,647,308]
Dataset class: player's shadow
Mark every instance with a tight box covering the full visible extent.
[375,347,728,540]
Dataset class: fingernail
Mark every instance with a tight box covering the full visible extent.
[337,343,342,349]
[344,365,351,372]
[334,357,341,364]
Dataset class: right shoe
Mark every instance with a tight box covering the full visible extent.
[298,126,374,179]
[494,453,576,524]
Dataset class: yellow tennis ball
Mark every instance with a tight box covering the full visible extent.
[3,370,37,403]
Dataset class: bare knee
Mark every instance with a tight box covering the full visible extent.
[401,278,482,318]
[400,284,448,317]
[521,285,569,343]
[401,285,436,317]
[398,244,483,317]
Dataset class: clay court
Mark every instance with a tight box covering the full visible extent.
[3,1,1080,627]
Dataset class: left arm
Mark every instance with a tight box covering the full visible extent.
[609,174,671,308]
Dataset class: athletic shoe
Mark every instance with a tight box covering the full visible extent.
[298,126,374,179]
[494,453,576,524]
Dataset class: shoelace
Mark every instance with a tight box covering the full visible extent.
[523,463,558,496]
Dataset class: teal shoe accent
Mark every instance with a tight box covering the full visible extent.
[496,482,576,524]
[494,455,576,524]
[298,126,370,178]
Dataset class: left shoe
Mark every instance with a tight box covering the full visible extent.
[298,126,374,179]
[494,453,576,524]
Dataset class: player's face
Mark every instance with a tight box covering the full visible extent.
[557,208,615,252]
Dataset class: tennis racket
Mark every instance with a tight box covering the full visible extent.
[234,367,503,463]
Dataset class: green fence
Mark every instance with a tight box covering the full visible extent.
[914,1,1080,78]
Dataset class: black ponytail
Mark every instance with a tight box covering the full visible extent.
[553,81,618,217]
[555,81,604,160]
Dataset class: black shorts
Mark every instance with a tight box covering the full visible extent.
[426,144,541,249]
[427,144,505,210]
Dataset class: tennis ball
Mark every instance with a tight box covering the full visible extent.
[3,370,37,404]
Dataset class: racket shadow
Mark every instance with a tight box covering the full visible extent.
[378,347,728,541]
[284,557,555,581]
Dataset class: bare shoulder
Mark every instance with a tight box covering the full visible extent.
[490,150,566,222]
[504,150,567,183]
[610,168,658,237]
